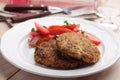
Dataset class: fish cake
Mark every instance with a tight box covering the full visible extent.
[56,32,100,63]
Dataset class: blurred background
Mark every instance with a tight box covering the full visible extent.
[0,0,94,8]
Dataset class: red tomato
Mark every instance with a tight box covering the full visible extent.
[48,25,66,30]
[49,27,72,35]
[34,22,49,35]
[30,31,40,37]
[29,36,40,47]
[85,33,101,45]
[37,39,43,46]
[66,24,80,31]
[48,25,80,32]
[77,31,101,45]
[44,35,55,41]
[37,35,55,46]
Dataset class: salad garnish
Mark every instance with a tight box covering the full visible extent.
[29,21,101,48]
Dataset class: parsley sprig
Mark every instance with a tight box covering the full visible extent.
[64,20,71,26]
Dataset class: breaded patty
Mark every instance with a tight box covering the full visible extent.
[56,32,100,63]
[34,39,86,69]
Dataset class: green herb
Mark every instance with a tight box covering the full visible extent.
[31,28,35,31]
[64,20,70,26]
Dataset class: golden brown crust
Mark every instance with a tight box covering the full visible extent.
[34,32,100,69]
[56,32,100,63]
[34,40,86,69]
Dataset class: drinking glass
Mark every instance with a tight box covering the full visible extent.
[94,0,120,31]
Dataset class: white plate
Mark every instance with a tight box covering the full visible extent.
[0,17,120,78]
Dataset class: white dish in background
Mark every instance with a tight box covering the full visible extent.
[0,17,120,78]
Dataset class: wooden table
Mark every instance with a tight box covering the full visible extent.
[1,1,120,80]
[0,15,120,80]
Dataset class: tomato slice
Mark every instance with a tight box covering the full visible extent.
[36,39,43,46]
[77,31,101,45]
[48,25,80,32]
[44,35,55,41]
[49,27,72,35]
[34,22,49,35]
[30,31,40,37]
[48,25,66,30]
[66,24,80,31]
[36,35,55,46]
[85,33,101,45]
[29,36,40,47]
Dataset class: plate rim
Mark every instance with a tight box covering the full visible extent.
[0,16,120,78]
